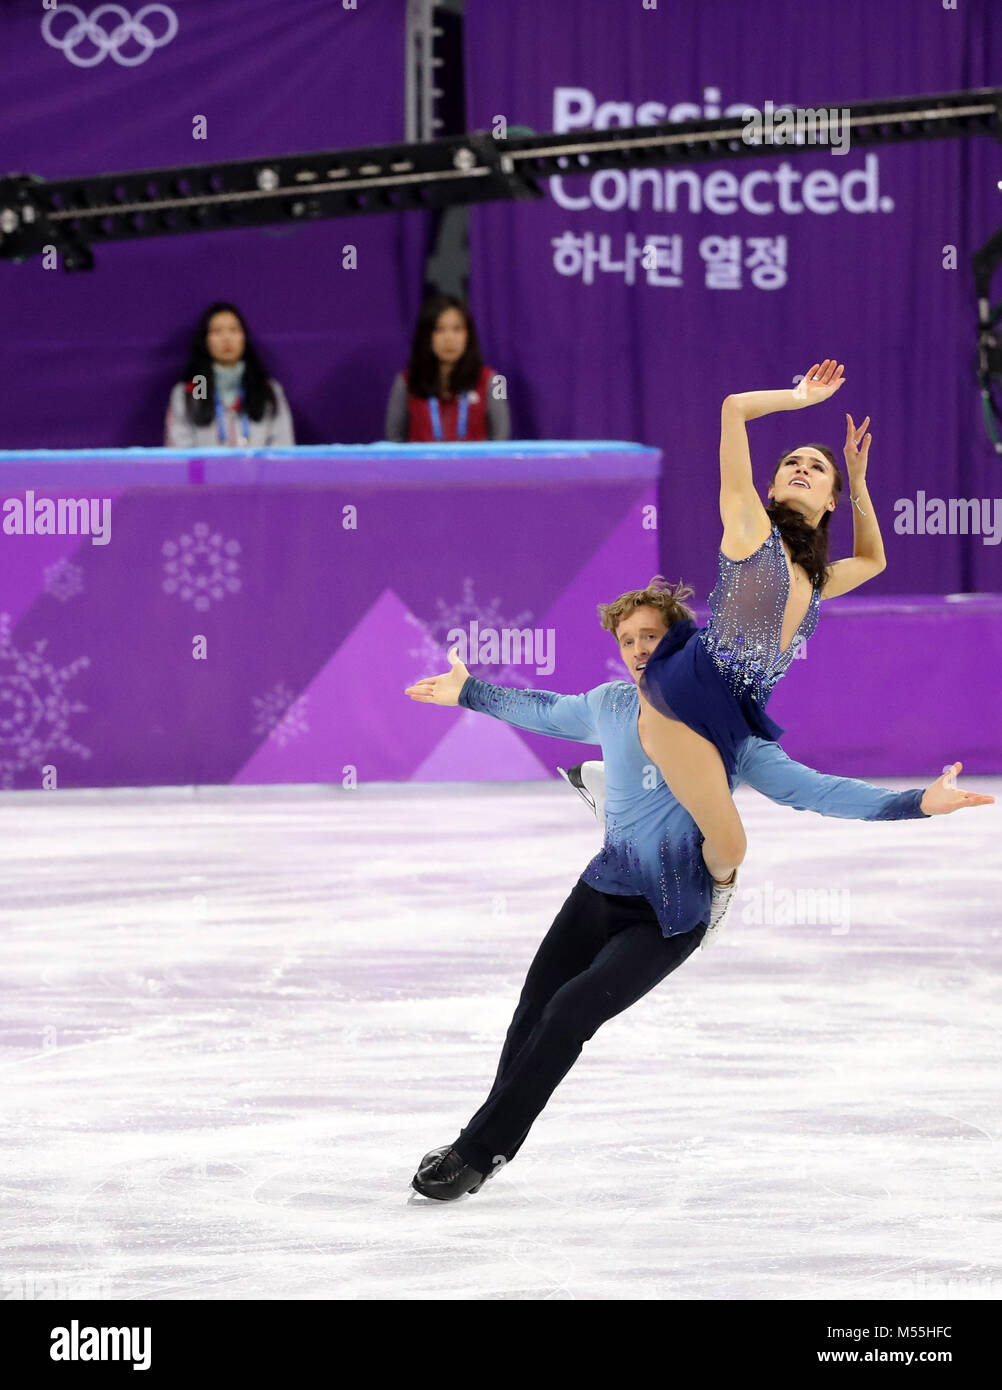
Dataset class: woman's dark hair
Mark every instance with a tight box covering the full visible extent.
[767,443,843,590]
[180,301,276,426]
[406,293,484,398]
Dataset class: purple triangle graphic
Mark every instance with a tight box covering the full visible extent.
[411,707,551,781]
[233,587,454,784]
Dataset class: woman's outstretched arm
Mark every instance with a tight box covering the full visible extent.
[821,412,887,598]
[719,359,846,561]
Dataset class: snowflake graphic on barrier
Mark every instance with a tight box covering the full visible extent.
[407,577,537,687]
[0,612,91,788]
[162,521,241,612]
[251,682,309,748]
[43,556,84,604]
[403,613,451,684]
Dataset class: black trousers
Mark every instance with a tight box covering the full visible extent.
[452,878,707,1175]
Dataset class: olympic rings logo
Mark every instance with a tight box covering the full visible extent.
[41,5,179,68]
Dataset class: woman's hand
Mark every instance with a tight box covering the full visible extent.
[791,359,846,408]
[920,762,996,815]
[404,647,470,705]
[723,364,843,421]
[844,412,872,484]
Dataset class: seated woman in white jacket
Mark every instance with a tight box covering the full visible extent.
[164,301,295,448]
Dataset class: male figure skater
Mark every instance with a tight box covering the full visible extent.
[404,579,992,1201]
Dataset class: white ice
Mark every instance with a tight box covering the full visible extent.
[1,777,1000,1301]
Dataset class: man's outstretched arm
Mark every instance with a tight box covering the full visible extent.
[736,739,995,819]
[405,647,606,744]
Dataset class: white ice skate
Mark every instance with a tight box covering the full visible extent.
[702,868,738,949]
[557,761,606,823]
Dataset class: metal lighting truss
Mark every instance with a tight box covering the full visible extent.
[974,226,1002,452]
[1,86,1000,270]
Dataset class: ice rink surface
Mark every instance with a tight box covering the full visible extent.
[1,777,999,1302]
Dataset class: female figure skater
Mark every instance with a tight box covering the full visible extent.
[638,358,883,929]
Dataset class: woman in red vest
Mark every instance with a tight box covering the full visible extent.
[384,294,510,442]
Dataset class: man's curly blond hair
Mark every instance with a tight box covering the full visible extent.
[597,576,695,639]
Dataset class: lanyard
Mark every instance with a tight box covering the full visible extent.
[428,393,469,441]
[214,392,250,446]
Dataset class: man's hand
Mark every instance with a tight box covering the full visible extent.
[920,762,996,815]
[404,647,470,706]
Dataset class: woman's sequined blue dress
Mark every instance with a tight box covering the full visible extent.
[638,525,821,778]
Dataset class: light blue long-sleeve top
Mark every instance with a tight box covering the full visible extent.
[458,676,928,938]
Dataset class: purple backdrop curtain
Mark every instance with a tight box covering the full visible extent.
[0,0,426,449]
[464,0,1002,596]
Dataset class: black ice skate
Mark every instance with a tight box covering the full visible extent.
[412,1145,498,1200]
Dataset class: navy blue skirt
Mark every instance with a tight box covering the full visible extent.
[637,618,785,780]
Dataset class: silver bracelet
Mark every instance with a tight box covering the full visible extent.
[851,494,868,517]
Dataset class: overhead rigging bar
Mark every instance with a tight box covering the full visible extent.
[1,86,1000,269]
